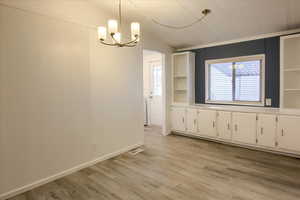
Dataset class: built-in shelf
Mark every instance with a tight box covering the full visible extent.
[284,68,300,72]
[174,75,187,78]
[172,52,195,105]
[284,89,300,92]
[281,34,300,109]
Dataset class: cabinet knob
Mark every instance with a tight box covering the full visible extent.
[212,121,215,128]
[261,127,264,135]
[281,129,284,136]
[227,123,230,130]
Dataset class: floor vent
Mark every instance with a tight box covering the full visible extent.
[129,147,144,155]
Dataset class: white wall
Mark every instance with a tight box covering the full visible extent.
[0,1,173,198]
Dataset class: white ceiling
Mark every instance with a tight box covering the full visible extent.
[91,0,300,49]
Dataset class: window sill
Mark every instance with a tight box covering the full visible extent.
[193,103,279,114]
[205,100,265,107]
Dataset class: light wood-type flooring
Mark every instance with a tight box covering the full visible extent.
[9,126,300,200]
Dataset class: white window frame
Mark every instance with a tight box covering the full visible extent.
[205,54,265,106]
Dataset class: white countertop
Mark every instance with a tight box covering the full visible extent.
[171,103,300,116]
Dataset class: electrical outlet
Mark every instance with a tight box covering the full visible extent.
[265,98,272,106]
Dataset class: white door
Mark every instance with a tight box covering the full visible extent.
[186,108,197,134]
[277,115,300,152]
[257,114,276,148]
[217,111,232,140]
[232,112,257,145]
[197,110,217,137]
[171,107,186,132]
[149,62,162,126]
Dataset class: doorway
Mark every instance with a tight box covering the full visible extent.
[143,50,165,135]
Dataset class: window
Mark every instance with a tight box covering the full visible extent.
[206,55,265,106]
[151,64,162,96]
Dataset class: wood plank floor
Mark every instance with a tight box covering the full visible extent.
[9,126,300,200]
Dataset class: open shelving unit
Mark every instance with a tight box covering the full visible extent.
[280,33,300,109]
[172,52,195,105]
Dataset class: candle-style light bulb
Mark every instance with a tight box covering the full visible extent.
[131,22,140,41]
[97,26,107,40]
[108,19,118,34]
[114,32,121,43]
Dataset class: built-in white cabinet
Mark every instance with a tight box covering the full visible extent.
[217,111,232,140]
[172,52,195,105]
[256,114,277,148]
[232,112,257,145]
[277,115,300,152]
[186,108,198,133]
[197,110,217,137]
[171,107,186,132]
[170,105,300,158]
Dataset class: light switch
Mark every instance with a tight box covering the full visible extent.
[266,98,272,106]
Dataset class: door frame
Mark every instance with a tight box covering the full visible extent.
[143,49,167,135]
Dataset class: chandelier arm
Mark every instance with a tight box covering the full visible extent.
[100,40,118,46]
[100,39,138,47]
[121,36,139,46]
[110,33,119,44]
[123,44,137,47]
[122,42,138,47]
[101,35,138,47]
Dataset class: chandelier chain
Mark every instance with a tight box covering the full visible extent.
[127,0,211,30]
[119,0,122,32]
[151,13,208,30]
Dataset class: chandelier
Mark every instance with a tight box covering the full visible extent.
[97,0,140,47]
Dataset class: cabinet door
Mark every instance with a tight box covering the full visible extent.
[186,108,197,133]
[197,110,217,137]
[232,112,257,145]
[257,114,276,148]
[277,115,300,152]
[171,107,186,132]
[217,111,232,140]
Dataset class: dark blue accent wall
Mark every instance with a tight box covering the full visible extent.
[192,37,280,107]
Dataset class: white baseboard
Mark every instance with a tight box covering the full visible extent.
[173,131,300,158]
[0,142,144,200]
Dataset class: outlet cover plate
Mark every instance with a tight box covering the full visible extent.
[266,98,272,106]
